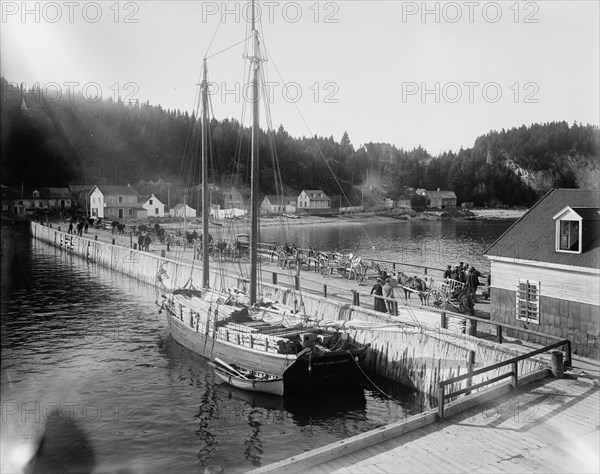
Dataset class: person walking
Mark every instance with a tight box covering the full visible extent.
[370,278,386,313]
[138,234,145,250]
[382,277,395,314]
[166,233,173,252]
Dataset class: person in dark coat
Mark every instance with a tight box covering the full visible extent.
[370,277,386,313]
[443,265,452,279]
[138,234,145,250]
[144,235,152,252]
[466,267,480,303]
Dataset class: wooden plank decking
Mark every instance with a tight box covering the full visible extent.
[259,376,599,473]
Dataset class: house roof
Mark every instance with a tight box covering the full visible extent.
[301,190,330,200]
[94,185,139,196]
[264,195,297,203]
[485,188,600,269]
[426,190,457,199]
[20,187,71,199]
[139,194,164,205]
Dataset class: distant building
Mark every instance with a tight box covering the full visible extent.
[89,185,146,219]
[485,188,600,358]
[220,186,250,211]
[297,190,331,210]
[139,193,166,218]
[261,195,297,214]
[423,189,457,209]
[396,197,411,209]
[14,187,72,212]
[170,203,197,219]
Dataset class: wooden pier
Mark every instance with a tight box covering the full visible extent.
[251,374,599,473]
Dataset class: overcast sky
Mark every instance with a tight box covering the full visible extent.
[2,1,599,154]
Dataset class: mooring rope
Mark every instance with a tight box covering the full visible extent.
[350,353,403,403]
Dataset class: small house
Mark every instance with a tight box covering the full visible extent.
[297,190,331,210]
[424,189,457,209]
[484,188,600,358]
[261,195,297,214]
[139,194,166,218]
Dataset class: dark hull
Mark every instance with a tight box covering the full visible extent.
[164,305,368,395]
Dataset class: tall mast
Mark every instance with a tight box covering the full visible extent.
[201,59,210,288]
[249,0,261,304]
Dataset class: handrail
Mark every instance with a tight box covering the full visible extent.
[437,338,571,420]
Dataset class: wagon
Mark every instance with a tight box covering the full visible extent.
[426,278,474,315]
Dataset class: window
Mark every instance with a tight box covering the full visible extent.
[128,209,133,216]
[33,190,39,198]
[559,220,580,252]
[119,196,124,203]
[155,208,159,215]
[149,199,153,205]
[516,279,539,324]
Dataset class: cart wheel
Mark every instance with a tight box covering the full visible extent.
[426,290,444,310]
[278,251,287,269]
[319,263,327,277]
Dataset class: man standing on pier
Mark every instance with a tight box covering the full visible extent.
[382,277,395,314]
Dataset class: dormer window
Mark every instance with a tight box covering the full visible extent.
[553,206,584,254]
[33,190,39,198]
[559,220,579,251]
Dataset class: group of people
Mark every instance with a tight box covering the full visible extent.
[67,218,89,236]
[443,262,481,302]
[370,276,396,313]
[137,233,152,252]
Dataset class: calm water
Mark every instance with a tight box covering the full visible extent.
[261,218,514,275]
[0,219,512,473]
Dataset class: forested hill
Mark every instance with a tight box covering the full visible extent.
[2,77,598,208]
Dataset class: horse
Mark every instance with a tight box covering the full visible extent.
[397,271,428,304]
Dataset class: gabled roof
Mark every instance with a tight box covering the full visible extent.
[426,190,457,199]
[93,185,139,196]
[485,188,600,269]
[301,190,330,200]
[139,194,165,205]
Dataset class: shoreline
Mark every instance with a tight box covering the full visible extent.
[256,208,526,229]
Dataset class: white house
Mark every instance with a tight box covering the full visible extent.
[485,188,599,358]
[139,194,166,218]
[89,185,146,219]
[261,195,297,214]
[297,190,331,210]
[170,203,197,219]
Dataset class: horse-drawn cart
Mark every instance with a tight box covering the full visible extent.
[426,278,474,315]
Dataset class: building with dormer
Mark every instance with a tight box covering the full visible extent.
[297,190,331,210]
[485,188,600,358]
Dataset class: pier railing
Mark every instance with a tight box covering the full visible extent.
[437,338,571,420]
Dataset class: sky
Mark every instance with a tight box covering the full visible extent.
[1,1,599,154]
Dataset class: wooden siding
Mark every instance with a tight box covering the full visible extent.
[491,260,600,307]
[491,287,599,358]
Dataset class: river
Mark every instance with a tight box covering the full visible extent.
[0,219,513,473]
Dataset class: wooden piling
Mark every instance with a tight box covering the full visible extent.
[551,351,564,378]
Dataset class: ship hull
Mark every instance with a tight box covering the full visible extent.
[164,303,368,395]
